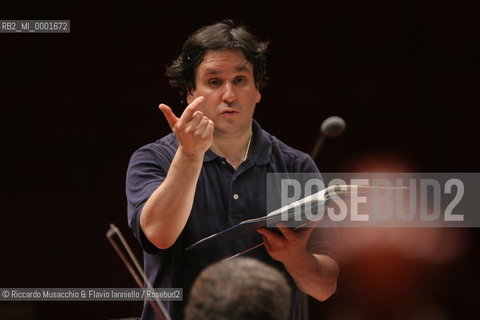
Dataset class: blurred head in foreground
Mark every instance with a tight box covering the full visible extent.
[185,257,291,320]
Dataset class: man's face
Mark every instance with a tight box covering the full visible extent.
[187,49,261,138]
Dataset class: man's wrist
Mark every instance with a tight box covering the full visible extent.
[177,146,206,161]
[283,250,317,273]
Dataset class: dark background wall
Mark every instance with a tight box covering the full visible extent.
[1,0,479,319]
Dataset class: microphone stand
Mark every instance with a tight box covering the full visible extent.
[310,135,326,161]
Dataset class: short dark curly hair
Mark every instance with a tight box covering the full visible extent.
[185,257,291,320]
[166,20,269,99]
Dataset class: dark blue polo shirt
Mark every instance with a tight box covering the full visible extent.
[126,120,332,320]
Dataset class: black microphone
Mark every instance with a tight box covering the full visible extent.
[310,116,346,161]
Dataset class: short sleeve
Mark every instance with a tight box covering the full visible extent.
[125,140,175,254]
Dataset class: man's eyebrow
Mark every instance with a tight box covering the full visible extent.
[203,63,251,76]
[235,64,250,72]
[204,68,219,76]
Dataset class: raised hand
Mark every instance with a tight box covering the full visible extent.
[159,96,214,157]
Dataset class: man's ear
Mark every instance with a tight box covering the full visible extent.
[255,89,261,104]
[186,87,195,104]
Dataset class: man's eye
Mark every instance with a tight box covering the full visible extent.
[208,79,221,86]
[235,77,246,84]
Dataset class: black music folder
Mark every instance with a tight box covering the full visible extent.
[186,184,382,251]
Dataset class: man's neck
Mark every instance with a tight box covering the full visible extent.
[210,128,253,169]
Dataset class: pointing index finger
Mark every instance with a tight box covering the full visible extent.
[159,103,179,129]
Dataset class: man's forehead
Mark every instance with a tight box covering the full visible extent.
[197,49,253,75]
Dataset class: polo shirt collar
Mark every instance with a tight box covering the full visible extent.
[203,148,219,162]
[249,119,271,165]
[203,119,271,165]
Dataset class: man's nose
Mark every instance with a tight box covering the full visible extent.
[221,82,236,103]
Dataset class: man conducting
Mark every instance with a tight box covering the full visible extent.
[126,19,339,320]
